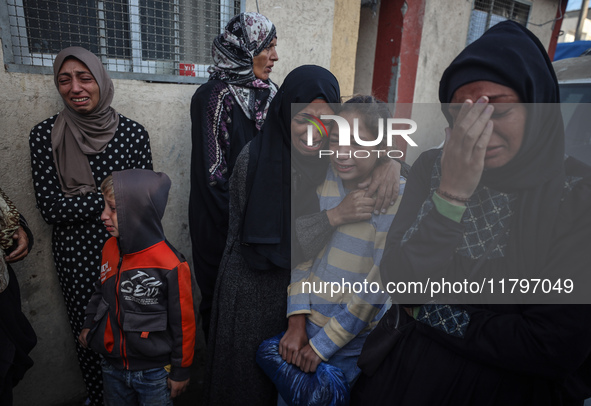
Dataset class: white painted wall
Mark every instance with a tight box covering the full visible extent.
[559,13,591,42]
[243,0,336,86]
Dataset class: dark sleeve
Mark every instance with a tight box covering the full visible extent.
[189,83,234,246]
[379,149,466,302]
[412,303,591,380]
[29,120,107,225]
[418,176,591,379]
[166,260,197,381]
[82,277,103,330]
[294,211,336,261]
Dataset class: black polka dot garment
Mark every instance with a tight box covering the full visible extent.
[29,113,152,406]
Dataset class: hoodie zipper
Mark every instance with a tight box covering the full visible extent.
[115,247,128,369]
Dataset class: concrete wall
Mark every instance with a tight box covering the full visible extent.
[406,0,561,164]
[354,5,380,95]
[243,0,360,95]
[330,0,362,98]
[0,39,199,405]
[558,11,591,42]
[243,0,335,86]
[528,0,562,45]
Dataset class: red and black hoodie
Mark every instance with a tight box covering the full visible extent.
[82,169,197,382]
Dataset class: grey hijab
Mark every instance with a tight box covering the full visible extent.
[51,46,120,197]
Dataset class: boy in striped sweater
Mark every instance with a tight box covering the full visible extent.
[279,96,405,385]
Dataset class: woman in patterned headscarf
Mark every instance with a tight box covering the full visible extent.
[188,12,278,340]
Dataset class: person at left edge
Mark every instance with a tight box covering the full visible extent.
[79,169,197,405]
[0,187,37,406]
[29,46,152,406]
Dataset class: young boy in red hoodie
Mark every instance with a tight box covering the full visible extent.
[78,169,197,405]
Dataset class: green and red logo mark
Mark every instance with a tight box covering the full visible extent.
[302,113,329,143]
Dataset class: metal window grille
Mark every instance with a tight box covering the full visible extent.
[467,0,531,45]
[0,0,242,83]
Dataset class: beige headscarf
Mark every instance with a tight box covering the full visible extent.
[51,46,120,197]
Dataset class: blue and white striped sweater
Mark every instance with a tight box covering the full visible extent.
[287,165,405,361]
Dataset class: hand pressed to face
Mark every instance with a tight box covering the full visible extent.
[327,110,402,216]
[449,81,526,170]
[58,58,100,114]
[440,81,526,204]
[252,37,278,81]
[329,111,379,190]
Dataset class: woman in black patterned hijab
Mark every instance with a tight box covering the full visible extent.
[189,12,279,340]
[353,21,591,406]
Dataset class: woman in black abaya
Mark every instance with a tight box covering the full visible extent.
[352,21,591,406]
[204,65,340,406]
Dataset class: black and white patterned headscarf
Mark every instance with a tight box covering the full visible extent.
[208,12,278,130]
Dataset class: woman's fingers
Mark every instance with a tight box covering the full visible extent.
[473,120,494,160]
[457,100,491,142]
[440,97,494,199]
[448,98,494,160]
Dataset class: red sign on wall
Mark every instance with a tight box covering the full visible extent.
[179,63,196,76]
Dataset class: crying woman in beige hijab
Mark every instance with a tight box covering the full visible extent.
[51,47,120,197]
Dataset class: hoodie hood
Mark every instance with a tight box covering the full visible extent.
[112,169,171,255]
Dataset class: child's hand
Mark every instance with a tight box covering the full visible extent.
[168,377,190,398]
[279,314,308,364]
[326,189,375,227]
[78,328,90,348]
[295,344,322,373]
[358,158,402,214]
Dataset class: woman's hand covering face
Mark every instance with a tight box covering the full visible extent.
[439,96,495,202]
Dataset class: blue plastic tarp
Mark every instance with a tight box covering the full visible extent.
[554,41,591,61]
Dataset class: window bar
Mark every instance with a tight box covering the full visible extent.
[174,0,180,75]
[486,0,494,30]
[97,1,108,65]
[129,0,142,73]
[220,0,233,33]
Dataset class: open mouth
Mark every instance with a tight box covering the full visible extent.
[299,138,323,151]
[72,97,90,104]
[334,163,354,172]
